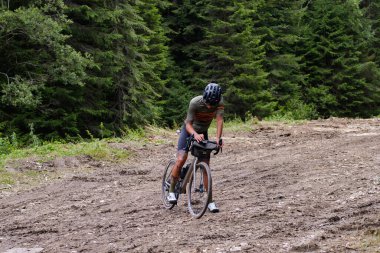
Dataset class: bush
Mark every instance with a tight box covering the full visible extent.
[0,132,19,155]
[267,99,318,121]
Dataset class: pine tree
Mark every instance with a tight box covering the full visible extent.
[159,0,212,126]
[360,0,380,116]
[300,0,380,117]
[254,0,315,119]
[164,0,210,90]
[66,0,166,136]
[164,0,274,120]
[224,1,275,119]
[0,1,90,139]
[137,0,170,123]
[361,0,380,62]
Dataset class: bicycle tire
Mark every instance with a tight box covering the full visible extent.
[161,159,177,209]
[187,162,212,218]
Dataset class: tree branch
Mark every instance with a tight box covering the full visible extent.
[0,72,10,85]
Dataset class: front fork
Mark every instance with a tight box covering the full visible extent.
[192,158,205,193]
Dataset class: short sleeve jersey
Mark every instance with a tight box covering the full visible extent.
[185,95,224,133]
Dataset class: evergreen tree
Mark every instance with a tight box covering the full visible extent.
[361,0,380,52]
[1,0,33,9]
[222,1,275,119]
[2,0,379,141]
[360,0,380,67]
[66,0,167,136]
[137,0,170,123]
[0,1,90,139]
[300,0,380,117]
[360,0,380,115]
[159,0,211,126]
[254,0,315,119]
[164,0,274,120]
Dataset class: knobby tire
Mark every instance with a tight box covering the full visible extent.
[161,159,176,209]
[187,162,212,219]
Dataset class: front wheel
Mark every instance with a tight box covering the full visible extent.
[187,162,212,218]
[161,159,178,209]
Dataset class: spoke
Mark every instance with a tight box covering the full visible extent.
[162,160,177,209]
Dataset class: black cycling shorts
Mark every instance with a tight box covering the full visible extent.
[177,124,208,152]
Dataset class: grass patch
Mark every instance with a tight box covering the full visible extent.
[208,115,306,136]
[0,118,309,188]
[0,139,130,187]
[2,140,130,163]
[144,125,178,145]
[264,115,308,124]
[208,116,260,135]
[360,229,380,250]
[0,169,14,185]
[123,128,147,141]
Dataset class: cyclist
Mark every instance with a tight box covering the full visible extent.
[167,82,224,213]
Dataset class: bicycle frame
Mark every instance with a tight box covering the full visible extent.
[162,137,221,217]
[180,156,199,194]
[179,139,219,195]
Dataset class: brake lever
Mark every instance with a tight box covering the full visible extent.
[186,134,195,150]
[213,138,223,155]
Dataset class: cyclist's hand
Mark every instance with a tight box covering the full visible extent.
[194,133,204,142]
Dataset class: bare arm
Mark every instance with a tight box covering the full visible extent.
[186,121,204,142]
[215,114,224,146]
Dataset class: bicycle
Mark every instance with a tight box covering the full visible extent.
[161,136,221,218]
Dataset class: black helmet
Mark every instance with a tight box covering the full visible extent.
[203,83,222,105]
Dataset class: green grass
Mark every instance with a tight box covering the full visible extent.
[361,229,380,249]
[0,170,14,185]
[2,140,130,163]
[0,118,307,187]
[207,116,259,135]
[0,139,131,187]
[264,115,308,125]
[207,115,306,135]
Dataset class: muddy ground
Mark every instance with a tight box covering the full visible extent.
[0,118,379,253]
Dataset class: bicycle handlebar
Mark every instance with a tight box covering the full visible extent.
[187,135,222,155]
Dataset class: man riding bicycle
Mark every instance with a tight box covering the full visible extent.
[167,83,224,213]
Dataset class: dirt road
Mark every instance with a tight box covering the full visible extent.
[1,118,379,253]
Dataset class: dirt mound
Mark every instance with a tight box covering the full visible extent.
[1,118,379,252]
[5,155,96,173]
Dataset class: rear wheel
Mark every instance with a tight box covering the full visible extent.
[187,162,212,218]
[161,159,178,209]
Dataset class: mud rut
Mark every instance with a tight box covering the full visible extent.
[0,118,379,253]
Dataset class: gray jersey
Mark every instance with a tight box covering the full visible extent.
[185,95,224,133]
